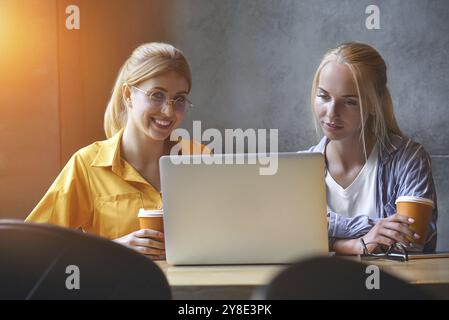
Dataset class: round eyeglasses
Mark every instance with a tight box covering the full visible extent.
[130,85,193,113]
[360,238,409,262]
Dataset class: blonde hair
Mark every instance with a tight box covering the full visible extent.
[311,42,403,157]
[104,42,192,138]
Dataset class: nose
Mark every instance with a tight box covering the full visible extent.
[160,99,175,117]
[325,99,339,118]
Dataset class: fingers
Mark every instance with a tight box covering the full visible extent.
[374,235,396,247]
[383,221,416,239]
[131,230,166,259]
[363,214,422,252]
[134,245,166,257]
[153,256,166,261]
[134,228,164,239]
[131,237,165,250]
[379,228,411,246]
[387,214,415,225]
[383,214,422,244]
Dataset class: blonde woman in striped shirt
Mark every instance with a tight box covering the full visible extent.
[307,42,438,254]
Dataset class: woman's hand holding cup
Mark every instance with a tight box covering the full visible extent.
[114,208,165,260]
[114,229,165,259]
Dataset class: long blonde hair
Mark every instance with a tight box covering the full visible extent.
[104,42,192,138]
[311,42,403,156]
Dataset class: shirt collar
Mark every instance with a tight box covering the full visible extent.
[313,136,329,154]
[91,129,123,170]
[90,129,149,185]
[312,134,404,165]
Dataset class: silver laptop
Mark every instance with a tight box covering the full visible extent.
[159,152,328,265]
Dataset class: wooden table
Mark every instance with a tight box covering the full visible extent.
[155,257,449,299]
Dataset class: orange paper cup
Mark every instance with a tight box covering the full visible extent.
[395,196,433,246]
[138,209,164,233]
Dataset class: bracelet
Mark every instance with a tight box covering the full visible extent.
[360,237,368,255]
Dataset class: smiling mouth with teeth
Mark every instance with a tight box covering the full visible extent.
[152,118,173,129]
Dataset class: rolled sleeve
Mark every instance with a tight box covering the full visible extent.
[328,211,379,250]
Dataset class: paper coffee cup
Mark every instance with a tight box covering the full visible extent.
[395,196,433,246]
[138,208,164,232]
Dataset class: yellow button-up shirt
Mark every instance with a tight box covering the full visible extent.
[26,129,206,239]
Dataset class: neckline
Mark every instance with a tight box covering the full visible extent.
[325,143,378,193]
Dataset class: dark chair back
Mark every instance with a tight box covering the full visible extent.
[257,256,433,299]
[0,220,171,299]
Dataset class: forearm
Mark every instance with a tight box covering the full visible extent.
[332,238,362,255]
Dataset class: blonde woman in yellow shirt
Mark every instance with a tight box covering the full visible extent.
[26,43,204,260]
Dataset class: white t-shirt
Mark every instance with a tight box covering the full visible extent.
[325,144,378,219]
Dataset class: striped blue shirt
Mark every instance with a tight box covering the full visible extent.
[306,134,438,252]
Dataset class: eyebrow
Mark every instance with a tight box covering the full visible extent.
[317,87,358,98]
[151,87,188,95]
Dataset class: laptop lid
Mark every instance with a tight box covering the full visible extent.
[160,152,328,265]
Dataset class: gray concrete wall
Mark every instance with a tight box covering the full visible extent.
[165,0,449,250]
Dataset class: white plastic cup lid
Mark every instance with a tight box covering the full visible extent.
[137,208,163,218]
[395,196,434,208]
